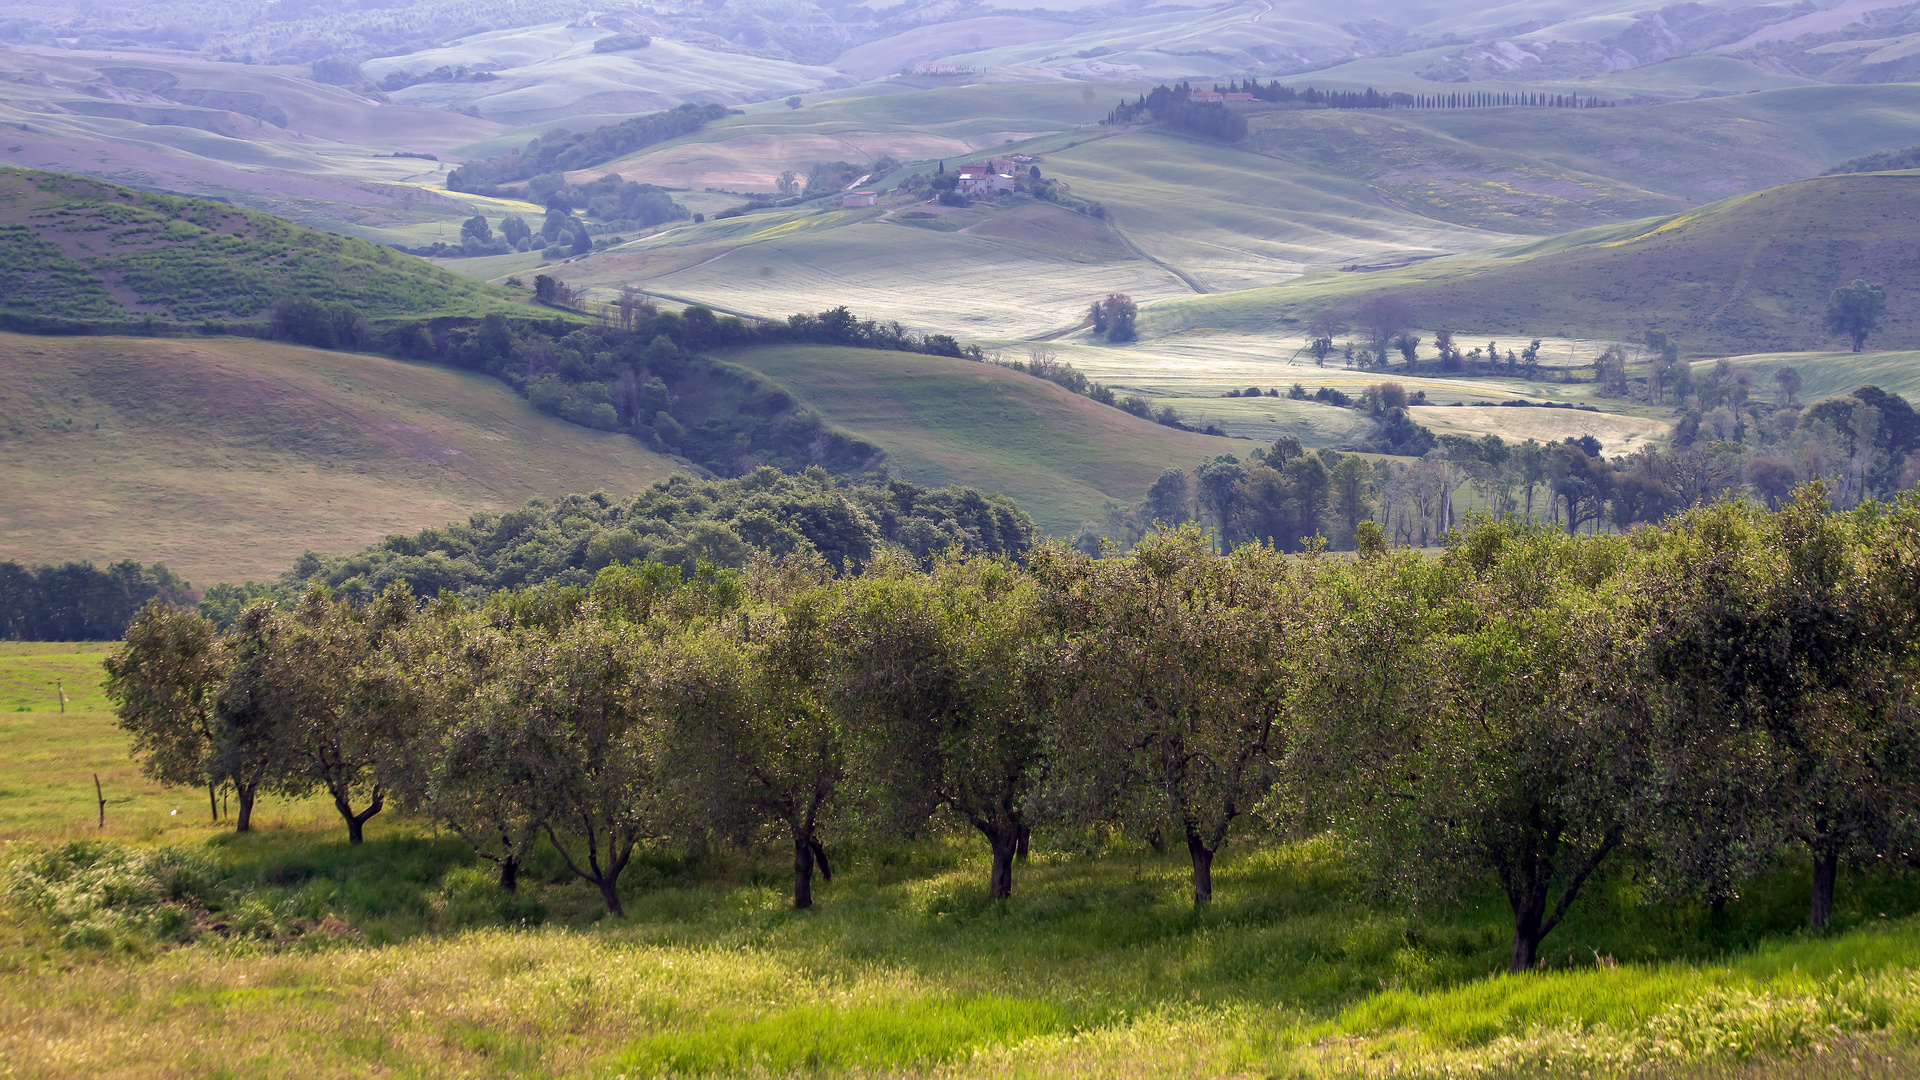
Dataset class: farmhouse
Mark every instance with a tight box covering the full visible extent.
[842,191,877,207]
[954,163,1014,195]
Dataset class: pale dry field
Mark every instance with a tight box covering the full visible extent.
[0,335,674,586]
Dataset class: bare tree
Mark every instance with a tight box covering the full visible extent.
[1354,295,1413,368]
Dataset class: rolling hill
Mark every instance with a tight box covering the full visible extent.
[1715,349,1920,404]
[1147,170,1920,356]
[0,333,677,585]
[720,344,1245,534]
[0,169,529,328]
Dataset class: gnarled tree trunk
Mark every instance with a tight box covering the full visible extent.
[1810,843,1840,929]
[984,823,1022,899]
[235,784,257,832]
[793,827,817,910]
[334,787,384,844]
[1186,828,1218,906]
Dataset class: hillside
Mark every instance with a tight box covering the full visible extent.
[721,345,1244,534]
[1147,171,1920,355]
[1717,349,1920,403]
[0,169,527,327]
[0,333,676,585]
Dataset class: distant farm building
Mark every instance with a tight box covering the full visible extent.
[954,163,1014,195]
[911,61,970,76]
[842,191,877,207]
[1190,90,1224,103]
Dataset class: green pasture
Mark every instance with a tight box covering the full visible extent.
[1030,129,1518,293]
[0,644,334,841]
[719,344,1242,533]
[982,330,1673,447]
[4,640,1920,1076]
[1715,350,1920,403]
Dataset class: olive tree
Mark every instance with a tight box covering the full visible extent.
[830,552,1045,899]
[662,561,846,908]
[1032,528,1316,905]
[1300,520,1655,972]
[214,602,310,832]
[361,600,538,890]
[106,602,229,823]
[484,619,663,916]
[254,584,414,843]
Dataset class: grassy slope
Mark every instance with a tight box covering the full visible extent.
[0,333,677,585]
[1150,172,1920,354]
[721,344,1244,533]
[0,644,332,840]
[0,169,529,325]
[1039,129,1518,293]
[4,650,1920,1077]
[1715,349,1920,402]
[564,198,1188,339]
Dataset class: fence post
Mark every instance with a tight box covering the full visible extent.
[94,773,105,829]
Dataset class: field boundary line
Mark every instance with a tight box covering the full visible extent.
[1107,218,1206,295]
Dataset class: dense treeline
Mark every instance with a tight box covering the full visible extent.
[0,560,194,641]
[4,473,1031,641]
[269,469,1035,605]
[1101,83,1247,141]
[446,104,734,196]
[108,488,1920,971]
[288,301,966,478]
[1116,380,1920,553]
[1104,82,1617,130]
[1824,143,1920,175]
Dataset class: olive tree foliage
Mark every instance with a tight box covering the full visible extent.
[105,603,230,823]
[660,557,845,909]
[252,583,415,844]
[829,551,1045,899]
[213,601,312,833]
[1639,488,1920,928]
[1296,519,1656,972]
[480,618,665,916]
[1030,527,1318,905]
[361,598,533,889]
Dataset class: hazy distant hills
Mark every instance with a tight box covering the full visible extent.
[6,0,1920,128]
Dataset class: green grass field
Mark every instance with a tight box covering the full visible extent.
[719,344,1244,533]
[1714,350,1920,404]
[0,333,676,586]
[5,642,1920,1077]
[0,644,335,841]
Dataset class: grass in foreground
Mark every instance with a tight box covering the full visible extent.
[6,648,1920,1077]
